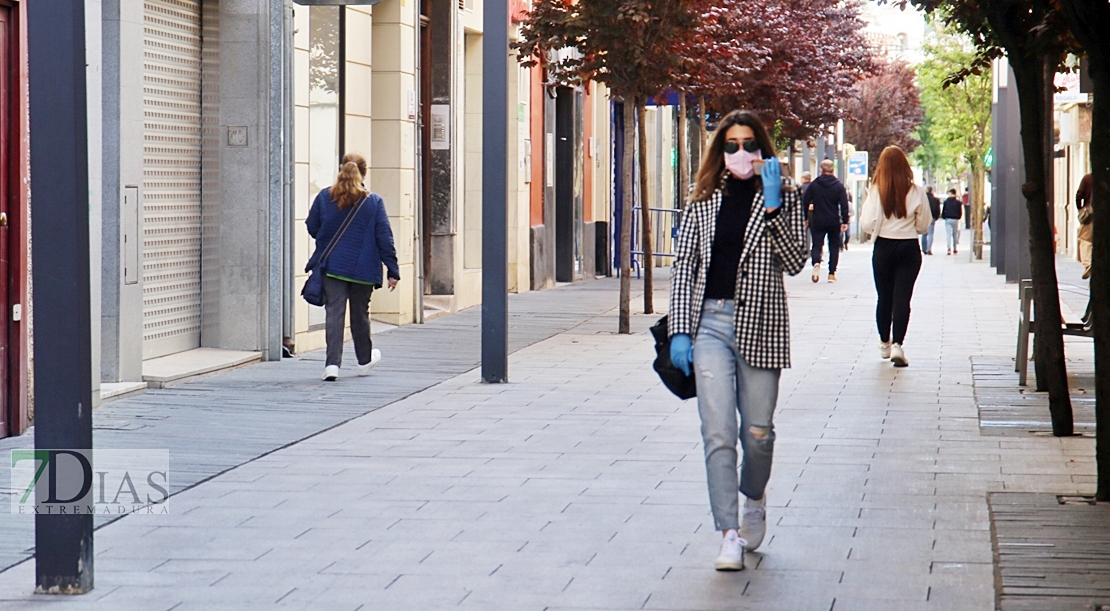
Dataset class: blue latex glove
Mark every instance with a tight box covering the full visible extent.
[762,157,782,209]
[670,333,693,376]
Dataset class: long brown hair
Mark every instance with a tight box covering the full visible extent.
[871,146,913,219]
[331,153,368,210]
[689,110,777,203]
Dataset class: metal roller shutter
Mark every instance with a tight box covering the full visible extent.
[142,0,203,359]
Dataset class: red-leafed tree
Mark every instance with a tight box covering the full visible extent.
[842,59,925,174]
[516,0,700,332]
[677,0,874,141]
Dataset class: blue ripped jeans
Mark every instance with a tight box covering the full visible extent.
[693,299,781,532]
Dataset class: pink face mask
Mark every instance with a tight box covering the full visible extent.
[725,149,762,179]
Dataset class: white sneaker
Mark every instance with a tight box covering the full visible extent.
[811,263,820,283]
[739,496,767,552]
[890,343,908,367]
[715,530,746,571]
[357,349,382,376]
[322,365,339,381]
[878,341,891,359]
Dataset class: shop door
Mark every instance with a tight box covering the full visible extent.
[0,6,9,438]
[142,0,204,359]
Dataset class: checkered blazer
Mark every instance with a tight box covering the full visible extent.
[668,173,807,369]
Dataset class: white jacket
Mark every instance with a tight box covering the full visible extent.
[860,183,932,240]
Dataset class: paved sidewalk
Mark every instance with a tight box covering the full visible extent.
[0,279,630,571]
[0,234,1097,610]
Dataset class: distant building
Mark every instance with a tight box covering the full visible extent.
[858,0,927,65]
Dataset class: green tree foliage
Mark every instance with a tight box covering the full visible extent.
[917,27,991,257]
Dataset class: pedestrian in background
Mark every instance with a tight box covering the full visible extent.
[1076,173,1093,280]
[941,188,962,255]
[920,185,941,255]
[306,153,400,382]
[860,146,932,367]
[834,196,852,254]
[668,110,807,571]
[803,159,850,283]
[962,187,971,230]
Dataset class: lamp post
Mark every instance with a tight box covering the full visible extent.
[481,0,509,383]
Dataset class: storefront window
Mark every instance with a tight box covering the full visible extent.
[308,6,341,327]
[309,6,341,198]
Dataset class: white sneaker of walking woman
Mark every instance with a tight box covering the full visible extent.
[878,340,891,359]
[890,343,908,367]
[323,349,382,381]
[740,495,767,551]
[715,530,746,571]
[357,349,382,376]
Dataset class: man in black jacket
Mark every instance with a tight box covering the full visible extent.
[920,185,941,255]
[941,188,963,255]
[802,160,850,283]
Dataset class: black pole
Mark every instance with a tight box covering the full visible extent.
[29,0,95,594]
[481,0,509,383]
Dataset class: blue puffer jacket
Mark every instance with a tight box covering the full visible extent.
[306,188,400,285]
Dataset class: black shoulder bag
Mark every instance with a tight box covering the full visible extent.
[650,315,697,399]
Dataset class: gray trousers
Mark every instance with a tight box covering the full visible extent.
[693,299,781,531]
[323,275,375,367]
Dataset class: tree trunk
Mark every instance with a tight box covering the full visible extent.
[1057,0,1110,501]
[698,95,707,155]
[1089,61,1110,501]
[1083,63,1110,502]
[638,100,654,314]
[1011,54,1074,436]
[678,93,689,202]
[972,163,985,260]
[619,101,635,334]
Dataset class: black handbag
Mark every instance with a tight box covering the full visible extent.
[302,196,366,307]
[650,316,697,399]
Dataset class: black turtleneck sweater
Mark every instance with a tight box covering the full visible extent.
[704,176,757,299]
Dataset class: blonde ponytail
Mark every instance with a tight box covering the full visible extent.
[331,152,368,209]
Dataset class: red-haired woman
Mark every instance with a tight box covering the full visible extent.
[860,146,932,367]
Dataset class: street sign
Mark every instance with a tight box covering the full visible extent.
[848,151,869,180]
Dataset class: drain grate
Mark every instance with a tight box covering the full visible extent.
[1057,495,1099,506]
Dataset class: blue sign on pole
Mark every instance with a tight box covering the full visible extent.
[848,151,869,180]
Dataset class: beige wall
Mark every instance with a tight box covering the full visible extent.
[369,0,418,325]
[293,0,529,344]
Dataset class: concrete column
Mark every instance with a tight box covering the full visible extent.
[201,0,277,353]
[100,0,145,383]
[87,0,103,401]
[369,0,418,325]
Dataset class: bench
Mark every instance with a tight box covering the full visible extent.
[1016,279,1092,386]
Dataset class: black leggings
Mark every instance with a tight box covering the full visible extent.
[872,238,921,344]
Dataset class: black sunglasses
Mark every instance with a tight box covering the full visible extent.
[724,139,762,154]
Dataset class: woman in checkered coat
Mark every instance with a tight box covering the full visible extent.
[667,110,807,571]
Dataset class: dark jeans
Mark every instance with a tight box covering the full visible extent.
[872,238,922,345]
[810,225,842,273]
[324,275,375,367]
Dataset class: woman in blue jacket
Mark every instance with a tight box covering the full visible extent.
[306,153,400,381]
